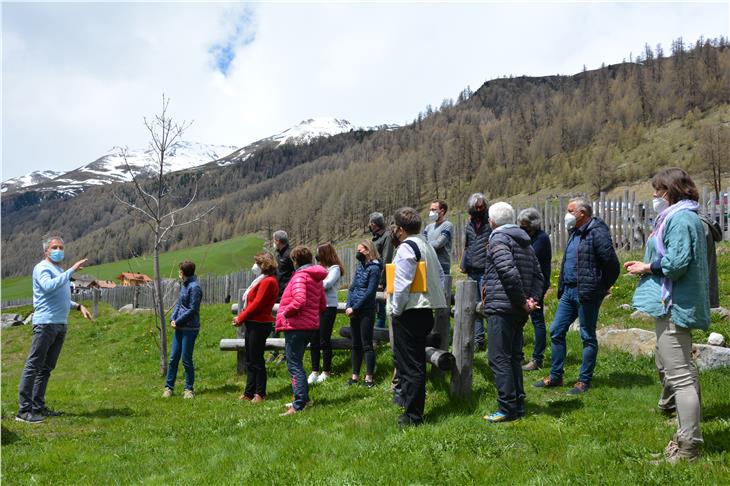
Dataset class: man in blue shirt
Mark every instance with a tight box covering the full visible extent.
[16,236,91,424]
[534,198,619,395]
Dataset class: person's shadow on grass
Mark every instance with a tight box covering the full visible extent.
[591,372,654,388]
[67,407,141,418]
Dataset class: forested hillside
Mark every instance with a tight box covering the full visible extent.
[2,37,728,277]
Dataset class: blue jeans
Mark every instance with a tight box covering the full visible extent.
[549,286,601,384]
[468,270,485,345]
[375,300,387,329]
[18,324,67,413]
[165,329,199,390]
[285,330,314,411]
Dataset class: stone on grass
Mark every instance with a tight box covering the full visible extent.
[693,344,730,371]
[1,313,24,329]
[596,327,656,357]
[707,332,725,347]
[630,310,653,321]
[119,304,153,314]
[23,313,34,325]
[619,304,632,311]
[711,307,730,320]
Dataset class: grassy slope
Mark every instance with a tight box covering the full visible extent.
[0,234,264,301]
[1,247,729,484]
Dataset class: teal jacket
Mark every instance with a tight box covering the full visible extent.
[632,210,710,330]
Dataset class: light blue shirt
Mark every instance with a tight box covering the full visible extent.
[32,260,78,325]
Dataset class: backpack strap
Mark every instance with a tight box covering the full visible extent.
[403,239,422,262]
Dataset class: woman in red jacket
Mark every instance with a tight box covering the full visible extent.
[233,253,279,403]
[276,246,327,416]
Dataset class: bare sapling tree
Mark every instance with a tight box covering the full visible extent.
[115,94,215,375]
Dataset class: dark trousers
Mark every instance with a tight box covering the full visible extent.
[350,308,376,376]
[285,330,315,411]
[468,270,486,345]
[487,313,527,418]
[392,308,434,423]
[18,324,67,414]
[521,301,546,364]
[244,321,272,397]
[165,329,199,390]
[375,300,387,329]
[311,307,337,372]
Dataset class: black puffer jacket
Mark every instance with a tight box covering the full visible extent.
[461,215,491,273]
[276,244,295,300]
[482,225,544,316]
[557,217,620,303]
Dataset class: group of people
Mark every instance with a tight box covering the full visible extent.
[16,167,716,461]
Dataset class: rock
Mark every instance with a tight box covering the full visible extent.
[619,304,632,311]
[711,307,730,320]
[23,313,34,325]
[569,319,580,332]
[596,327,656,357]
[693,344,730,371]
[1,313,24,329]
[630,310,653,321]
[707,332,725,347]
[118,304,153,314]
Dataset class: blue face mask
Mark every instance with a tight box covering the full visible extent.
[49,249,64,263]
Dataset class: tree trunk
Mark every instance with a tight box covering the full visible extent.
[154,243,168,376]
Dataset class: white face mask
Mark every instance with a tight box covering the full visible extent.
[251,263,262,276]
[428,211,438,222]
[565,212,577,231]
[653,197,669,213]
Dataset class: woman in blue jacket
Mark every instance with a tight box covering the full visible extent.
[345,240,382,387]
[625,168,709,463]
[163,260,203,399]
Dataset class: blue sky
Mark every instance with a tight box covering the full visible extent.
[2,1,728,180]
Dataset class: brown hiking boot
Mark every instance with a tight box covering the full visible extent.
[567,381,589,395]
[533,376,563,388]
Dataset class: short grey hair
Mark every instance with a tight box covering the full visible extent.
[368,212,385,228]
[272,230,288,244]
[43,235,64,252]
[517,208,542,232]
[488,202,515,227]
[570,196,593,217]
[467,192,487,211]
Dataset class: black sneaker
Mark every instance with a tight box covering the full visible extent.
[15,412,45,424]
[364,380,376,389]
[346,378,359,386]
[397,414,422,428]
[37,407,63,417]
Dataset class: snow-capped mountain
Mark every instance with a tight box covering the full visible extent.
[215,117,356,167]
[1,170,63,194]
[2,117,393,197]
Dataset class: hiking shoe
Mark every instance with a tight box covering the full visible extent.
[364,380,376,389]
[663,435,700,464]
[239,394,253,401]
[567,381,589,395]
[307,372,320,385]
[533,376,563,388]
[316,372,331,384]
[162,387,173,398]
[183,389,195,399]
[280,407,299,416]
[347,378,359,386]
[251,394,265,404]
[37,406,63,417]
[15,412,45,424]
[522,360,542,371]
[484,411,514,423]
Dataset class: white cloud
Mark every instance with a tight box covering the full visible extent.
[2,2,728,180]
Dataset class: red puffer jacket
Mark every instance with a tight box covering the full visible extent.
[275,264,327,332]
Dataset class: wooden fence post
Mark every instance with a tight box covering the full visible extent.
[450,279,477,397]
[92,288,100,318]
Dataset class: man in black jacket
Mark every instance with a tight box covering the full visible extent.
[534,197,620,395]
[481,202,544,423]
[269,230,294,364]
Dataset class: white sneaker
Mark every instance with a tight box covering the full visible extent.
[307,372,319,385]
[316,372,331,383]
[285,402,293,408]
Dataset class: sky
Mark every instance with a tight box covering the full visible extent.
[2,1,728,180]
